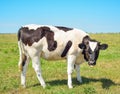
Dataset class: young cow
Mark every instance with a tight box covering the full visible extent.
[18,24,108,88]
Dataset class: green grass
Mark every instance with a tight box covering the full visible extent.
[0,33,120,94]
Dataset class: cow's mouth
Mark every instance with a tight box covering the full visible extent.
[88,61,96,67]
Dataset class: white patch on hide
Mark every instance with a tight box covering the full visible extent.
[89,41,97,51]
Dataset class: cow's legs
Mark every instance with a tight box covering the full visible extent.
[75,64,82,83]
[21,56,30,87]
[31,56,46,88]
[67,55,76,88]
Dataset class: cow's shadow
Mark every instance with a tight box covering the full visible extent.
[28,76,119,89]
[46,76,119,89]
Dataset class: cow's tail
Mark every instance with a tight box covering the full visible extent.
[18,29,26,72]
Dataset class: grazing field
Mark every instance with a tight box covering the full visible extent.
[0,33,120,94]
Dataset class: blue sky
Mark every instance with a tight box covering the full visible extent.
[0,0,120,33]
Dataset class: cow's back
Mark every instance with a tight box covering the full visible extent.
[18,24,88,60]
[40,26,88,60]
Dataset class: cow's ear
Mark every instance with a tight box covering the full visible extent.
[83,35,90,45]
[99,44,108,50]
[78,43,86,49]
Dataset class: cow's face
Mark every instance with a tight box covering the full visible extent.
[79,36,108,66]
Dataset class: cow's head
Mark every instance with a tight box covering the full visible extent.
[79,36,108,66]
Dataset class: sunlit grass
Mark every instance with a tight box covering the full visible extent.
[0,33,120,94]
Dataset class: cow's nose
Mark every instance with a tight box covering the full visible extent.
[89,60,95,64]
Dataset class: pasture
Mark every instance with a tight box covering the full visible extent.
[0,33,120,94]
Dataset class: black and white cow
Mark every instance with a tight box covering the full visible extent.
[18,24,108,88]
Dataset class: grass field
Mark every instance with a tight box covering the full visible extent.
[0,33,120,94]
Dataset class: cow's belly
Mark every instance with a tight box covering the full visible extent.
[41,51,65,60]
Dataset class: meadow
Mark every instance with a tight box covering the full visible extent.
[0,33,120,94]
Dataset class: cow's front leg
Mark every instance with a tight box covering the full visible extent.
[75,64,82,83]
[32,56,46,88]
[67,55,76,88]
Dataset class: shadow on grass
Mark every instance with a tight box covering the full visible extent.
[28,77,120,89]
[47,77,120,89]
[81,77,119,89]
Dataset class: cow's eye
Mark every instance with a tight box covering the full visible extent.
[88,49,92,54]
[89,51,92,54]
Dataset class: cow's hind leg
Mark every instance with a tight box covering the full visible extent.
[31,55,46,88]
[75,64,82,83]
[21,55,30,87]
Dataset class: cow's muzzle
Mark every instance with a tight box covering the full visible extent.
[88,61,96,67]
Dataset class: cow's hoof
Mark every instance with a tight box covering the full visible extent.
[21,84,26,88]
[42,84,46,89]
[77,78,82,83]
[68,85,73,89]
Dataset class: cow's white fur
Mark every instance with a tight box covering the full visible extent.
[89,41,97,51]
[18,24,88,88]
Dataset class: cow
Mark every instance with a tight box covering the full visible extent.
[18,24,108,88]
